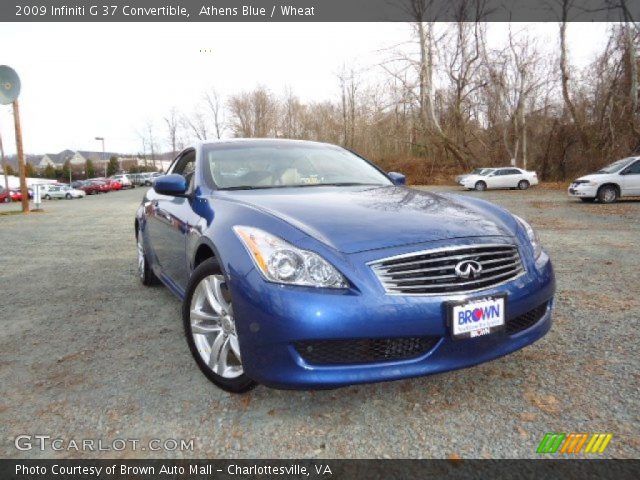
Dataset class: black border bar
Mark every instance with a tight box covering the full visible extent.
[1,459,640,480]
[2,0,640,22]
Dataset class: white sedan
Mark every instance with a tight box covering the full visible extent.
[43,185,85,200]
[460,167,539,191]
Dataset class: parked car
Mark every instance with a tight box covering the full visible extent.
[455,167,494,185]
[460,167,539,191]
[0,188,20,202]
[568,156,640,203]
[110,174,134,189]
[135,139,555,393]
[107,179,123,191]
[1,187,33,202]
[76,181,100,195]
[133,172,162,186]
[43,185,85,200]
[38,184,63,197]
[88,179,111,193]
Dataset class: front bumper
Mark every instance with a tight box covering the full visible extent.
[568,184,597,198]
[230,241,556,389]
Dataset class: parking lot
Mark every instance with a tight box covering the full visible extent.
[0,186,638,459]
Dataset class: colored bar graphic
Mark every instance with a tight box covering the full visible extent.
[537,433,612,454]
[537,433,565,453]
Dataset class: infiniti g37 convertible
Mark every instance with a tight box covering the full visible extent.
[135,139,555,393]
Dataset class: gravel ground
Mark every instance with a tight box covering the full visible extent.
[0,186,638,459]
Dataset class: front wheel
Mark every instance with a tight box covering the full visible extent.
[44,194,51,200]
[65,193,72,199]
[137,229,160,286]
[183,258,256,394]
[597,185,618,204]
[474,181,487,191]
[518,180,530,190]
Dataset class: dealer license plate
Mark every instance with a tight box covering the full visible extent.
[449,296,505,340]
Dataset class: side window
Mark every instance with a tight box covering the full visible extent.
[624,161,640,174]
[172,150,197,192]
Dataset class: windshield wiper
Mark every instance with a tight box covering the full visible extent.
[220,183,384,190]
[296,182,383,187]
[220,185,289,191]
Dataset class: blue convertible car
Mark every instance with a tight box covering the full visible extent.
[135,139,555,392]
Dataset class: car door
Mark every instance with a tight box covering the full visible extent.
[487,169,506,188]
[146,149,197,290]
[500,169,520,188]
[620,160,640,196]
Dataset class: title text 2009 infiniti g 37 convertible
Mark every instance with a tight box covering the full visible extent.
[135,139,555,393]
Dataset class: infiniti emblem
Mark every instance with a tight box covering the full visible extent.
[454,260,483,279]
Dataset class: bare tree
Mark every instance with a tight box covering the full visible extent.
[182,109,209,141]
[204,89,226,139]
[164,107,181,156]
[228,87,278,137]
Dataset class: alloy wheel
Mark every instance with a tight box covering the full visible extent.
[137,236,145,279]
[601,187,617,203]
[190,275,243,379]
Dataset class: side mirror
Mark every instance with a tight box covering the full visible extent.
[388,172,406,186]
[153,174,188,196]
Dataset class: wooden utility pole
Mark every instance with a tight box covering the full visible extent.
[12,99,29,213]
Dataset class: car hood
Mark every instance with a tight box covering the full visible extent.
[218,186,517,254]
[461,174,484,183]
[574,173,612,182]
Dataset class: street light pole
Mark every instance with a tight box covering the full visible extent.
[0,126,10,203]
[95,136,105,176]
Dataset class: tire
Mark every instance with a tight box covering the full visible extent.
[518,180,530,190]
[580,198,596,203]
[474,181,487,191]
[182,258,256,394]
[597,185,618,204]
[65,193,72,199]
[137,228,160,286]
[44,194,51,200]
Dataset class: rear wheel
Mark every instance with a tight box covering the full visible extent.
[597,185,618,204]
[518,180,530,190]
[183,258,256,394]
[474,181,487,191]
[65,193,72,199]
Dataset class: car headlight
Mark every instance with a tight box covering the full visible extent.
[233,226,348,288]
[514,215,542,259]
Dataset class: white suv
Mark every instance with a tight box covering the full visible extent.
[568,157,640,203]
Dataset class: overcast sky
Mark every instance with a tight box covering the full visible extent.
[0,22,611,156]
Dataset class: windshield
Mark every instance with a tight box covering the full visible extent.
[204,142,392,190]
[479,168,495,176]
[598,158,635,173]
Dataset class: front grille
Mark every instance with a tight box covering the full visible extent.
[506,301,549,334]
[370,244,524,295]
[294,337,440,365]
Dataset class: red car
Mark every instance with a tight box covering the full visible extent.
[0,188,31,202]
[107,179,122,190]
[78,181,100,195]
[89,180,111,193]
